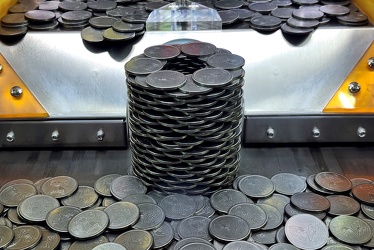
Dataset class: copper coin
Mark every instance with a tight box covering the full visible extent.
[352,183,374,205]
[314,172,352,193]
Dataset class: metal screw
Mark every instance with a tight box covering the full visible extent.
[0,64,3,74]
[10,86,23,97]
[97,129,105,141]
[51,130,59,141]
[267,127,275,139]
[357,127,366,138]
[348,82,361,94]
[368,57,374,69]
[312,127,320,138]
[6,131,15,142]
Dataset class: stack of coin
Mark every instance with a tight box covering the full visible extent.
[125,41,245,195]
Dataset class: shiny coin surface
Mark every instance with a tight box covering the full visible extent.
[175,237,213,250]
[133,203,165,230]
[292,8,324,20]
[257,204,283,230]
[238,175,275,198]
[144,45,181,60]
[112,21,144,32]
[7,208,26,225]
[271,7,296,19]
[7,225,42,250]
[222,241,260,250]
[87,0,117,11]
[1,13,28,27]
[114,229,153,250]
[149,222,174,249]
[306,174,334,195]
[89,16,118,29]
[320,4,350,16]
[68,210,109,239]
[33,229,60,250]
[326,195,360,216]
[363,219,374,248]
[271,173,307,196]
[180,42,217,57]
[61,10,92,22]
[210,189,249,213]
[69,235,109,250]
[249,2,278,14]
[251,229,277,245]
[209,215,251,242]
[46,206,82,234]
[110,175,147,200]
[180,242,216,250]
[41,176,78,199]
[361,204,374,219]
[146,70,186,90]
[206,54,245,70]
[0,183,37,207]
[285,214,328,249]
[94,174,121,197]
[18,194,60,223]
[0,225,14,248]
[284,203,326,220]
[192,68,233,88]
[159,194,197,220]
[92,242,128,250]
[123,194,157,205]
[177,215,212,241]
[61,186,99,209]
[107,6,135,17]
[352,183,374,205]
[125,58,163,76]
[228,203,268,230]
[329,215,373,244]
[291,192,331,212]
[0,179,34,193]
[24,10,56,22]
[315,172,352,193]
[287,17,319,28]
[58,1,87,11]
[217,10,239,25]
[257,193,290,213]
[104,201,140,230]
[269,242,302,250]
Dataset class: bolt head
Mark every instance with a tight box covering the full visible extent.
[368,57,374,69]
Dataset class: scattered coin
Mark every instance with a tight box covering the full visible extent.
[7,225,42,250]
[228,203,268,230]
[159,194,197,220]
[177,215,212,241]
[0,225,14,249]
[238,175,275,198]
[68,210,109,239]
[41,176,79,199]
[209,215,251,242]
[314,172,352,193]
[114,229,153,250]
[291,192,331,212]
[18,194,60,223]
[326,195,360,216]
[110,175,147,200]
[0,183,38,207]
[133,203,165,230]
[352,183,374,205]
[46,206,82,234]
[210,188,249,213]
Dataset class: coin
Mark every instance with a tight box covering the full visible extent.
[228,203,268,230]
[25,10,56,22]
[159,194,197,220]
[110,175,147,200]
[7,208,26,225]
[1,14,28,27]
[238,175,275,198]
[306,174,334,195]
[89,16,119,29]
[209,215,251,242]
[269,243,300,250]
[107,6,135,17]
[352,183,374,205]
[180,242,216,250]
[174,237,213,250]
[94,174,121,197]
[215,0,243,9]
[320,4,350,16]
[271,7,296,19]
[284,203,326,220]
[133,203,165,230]
[192,68,233,88]
[177,215,212,241]
[257,193,290,213]
[361,204,374,219]
[7,225,42,250]
[32,229,60,250]
[207,54,245,71]
[257,204,283,230]
[180,42,217,57]
[61,10,92,22]
[285,214,328,249]
[46,206,82,234]
[0,225,14,248]
[18,194,60,223]
[249,2,278,14]
[291,192,331,212]
[0,183,37,207]
[221,241,259,250]
[60,186,98,209]
[68,210,109,239]
[326,195,360,216]
[114,229,153,250]
[41,176,78,199]
[271,173,307,196]
[0,179,34,193]
[69,235,109,250]
[38,1,60,11]
[91,242,127,250]
[250,15,282,31]
[329,215,373,244]
[210,189,248,213]
[0,217,13,228]
[292,8,324,20]
[112,20,144,32]
[217,10,239,25]
[87,1,117,11]
[103,28,135,41]
[148,222,173,249]
[144,45,181,60]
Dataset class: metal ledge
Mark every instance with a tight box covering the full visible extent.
[244,115,374,144]
[0,120,127,148]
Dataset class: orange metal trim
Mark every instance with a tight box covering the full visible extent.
[352,0,374,23]
[0,53,49,118]
[324,41,374,113]
[0,0,17,19]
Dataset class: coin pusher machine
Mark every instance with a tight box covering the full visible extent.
[0,0,373,148]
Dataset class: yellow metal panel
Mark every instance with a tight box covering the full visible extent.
[324,42,374,113]
[0,0,17,19]
[0,53,49,118]
[352,0,374,22]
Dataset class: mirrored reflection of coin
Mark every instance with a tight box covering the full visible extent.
[291,192,331,212]
[46,206,82,234]
[68,210,109,239]
[315,172,352,193]
[238,175,275,199]
[114,229,153,250]
[0,225,14,249]
[210,189,248,213]
[18,194,60,223]
[94,174,122,197]
[7,225,42,250]
[41,176,78,199]
[110,175,147,200]
[92,242,127,250]
[133,203,165,230]
[33,229,60,250]
[159,194,197,220]
[257,204,283,230]
[61,186,99,209]
[228,203,268,230]
[326,195,360,216]
[177,216,212,241]
[0,183,37,207]
[69,235,109,250]
[285,214,328,249]
[329,215,372,245]
[149,222,174,249]
[209,215,251,242]
[352,183,374,205]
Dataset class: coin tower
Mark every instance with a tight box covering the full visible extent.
[125,41,245,195]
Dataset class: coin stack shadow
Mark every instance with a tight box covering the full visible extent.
[125,41,245,195]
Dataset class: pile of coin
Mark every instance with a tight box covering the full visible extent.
[0,171,373,249]
[125,41,245,195]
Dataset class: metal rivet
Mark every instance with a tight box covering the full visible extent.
[312,127,320,138]
[51,130,59,141]
[267,127,275,139]
[348,82,360,94]
[0,64,3,74]
[6,131,15,142]
[97,129,105,141]
[10,86,23,97]
[357,127,366,138]
[368,57,374,69]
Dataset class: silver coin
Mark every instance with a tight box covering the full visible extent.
[281,23,314,35]
[209,215,251,242]
[249,2,278,14]
[269,243,300,250]
[146,70,187,90]
[292,8,324,20]
[275,226,288,243]
[125,58,163,76]
[329,215,372,245]
[257,204,283,230]
[33,177,52,194]
[0,217,13,228]
[133,203,165,230]
[195,196,216,218]
[104,201,140,230]
[68,210,109,239]
[180,42,217,57]
[24,10,56,22]
[7,208,26,225]
[251,228,278,245]
[0,179,34,193]
[180,242,216,250]
[92,242,127,250]
[228,203,268,230]
[144,45,181,60]
[87,0,117,11]
[215,0,243,9]
[285,214,328,249]
[0,225,14,248]
[217,10,239,25]
[206,54,245,70]
[322,245,355,250]
[319,4,350,16]
[40,176,78,199]
[179,75,212,95]
[361,204,374,219]
[114,229,153,250]
[352,183,374,205]
[58,1,87,11]
[238,175,275,199]
[7,225,42,250]
[110,175,147,200]
[61,186,99,209]
[159,194,197,220]
[46,206,82,234]
[222,241,260,250]
[257,193,290,213]
[291,192,331,212]
[192,68,233,88]
[174,237,213,250]
[123,194,157,205]
[306,174,334,195]
[177,215,212,241]
[94,174,122,197]
[149,222,174,249]
[112,20,144,32]
[69,235,109,250]
[18,194,60,223]
[61,10,92,22]
[213,240,225,250]
[33,229,60,250]
[0,183,37,207]
[210,189,249,213]
[102,196,117,206]
[315,172,352,193]
[326,195,360,216]
[284,203,326,220]
[89,16,118,29]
